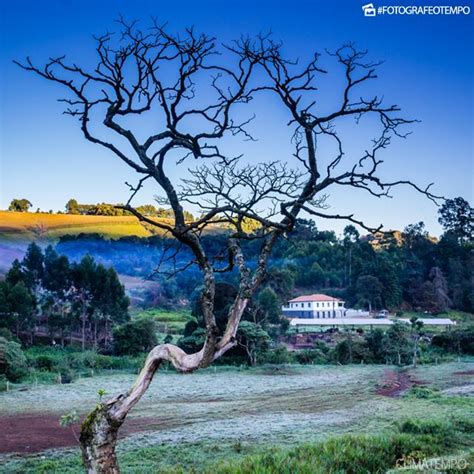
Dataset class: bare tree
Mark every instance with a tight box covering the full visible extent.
[16,20,441,473]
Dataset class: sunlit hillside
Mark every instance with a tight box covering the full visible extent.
[0,211,167,241]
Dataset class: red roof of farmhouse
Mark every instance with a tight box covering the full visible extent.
[289,294,343,303]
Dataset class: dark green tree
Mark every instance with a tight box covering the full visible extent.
[113,318,158,356]
[383,322,411,365]
[237,321,271,366]
[409,317,424,368]
[91,265,129,347]
[65,198,80,214]
[71,255,97,350]
[355,275,382,312]
[334,334,371,364]
[0,281,35,337]
[419,267,451,313]
[8,198,32,212]
[5,260,24,286]
[43,246,71,294]
[438,197,473,243]
[22,242,44,286]
[257,287,281,324]
[343,225,360,286]
[365,329,385,362]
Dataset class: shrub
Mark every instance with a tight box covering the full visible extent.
[0,328,19,342]
[295,348,330,365]
[66,351,112,370]
[431,327,474,355]
[406,385,441,399]
[0,336,28,381]
[25,347,146,379]
[113,318,158,356]
[59,365,75,384]
[333,338,372,364]
[260,346,294,364]
[32,353,62,371]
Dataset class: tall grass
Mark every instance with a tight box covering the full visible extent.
[214,417,473,474]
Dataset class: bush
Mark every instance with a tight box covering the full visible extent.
[295,348,330,365]
[260,346,294,364]
[59,365,75,384]
[0,336,28,381]
[0,328,19,342]
[66,351,112,370]
[333,338,372,364]
[25,347,146,380]
[113,318,158,356]
[32,353,62,371]
[431,327,474,355]
[406,385,441,399]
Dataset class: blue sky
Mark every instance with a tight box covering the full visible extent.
[0,0,472,236]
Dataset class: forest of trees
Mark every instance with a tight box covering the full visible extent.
[4,198,195,220]
[0,197,471,359]
[53,197,473,316]
[65,199,194,220]
[0,244,129,349]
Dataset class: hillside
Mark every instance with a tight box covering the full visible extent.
[0,211,161,274]
[0,211,165,241]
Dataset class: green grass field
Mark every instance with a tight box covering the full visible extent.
[0,361,472,473]
[133,308,195,334]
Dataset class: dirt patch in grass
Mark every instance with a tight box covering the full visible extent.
[453,370,474,376]
[0,413,182,454]
[258,367,300,376]
[376,370,420,397]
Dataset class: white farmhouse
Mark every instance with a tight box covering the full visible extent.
[282,294,346,319]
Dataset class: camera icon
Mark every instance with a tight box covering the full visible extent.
[362,3,377,16]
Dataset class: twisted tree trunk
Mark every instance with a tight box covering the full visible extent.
[79,298,249,473]
[80,405,123,474]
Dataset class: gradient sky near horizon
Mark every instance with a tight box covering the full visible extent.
[0,0,472,236]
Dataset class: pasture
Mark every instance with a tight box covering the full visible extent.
[0,361,472,473]
[0,211,153,241]
[133,308,194,333]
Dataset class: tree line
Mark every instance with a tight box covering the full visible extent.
[53,197,473,316]
[0,243,129,349]
[5,197,194,221]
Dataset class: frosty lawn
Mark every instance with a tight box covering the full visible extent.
[0,362,472,473]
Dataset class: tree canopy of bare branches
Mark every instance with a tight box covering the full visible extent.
[16,19,441,473]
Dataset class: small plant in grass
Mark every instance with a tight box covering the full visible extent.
[59,410,80,442]
[406,385,441,399]
[233,441,243,453]
[97,388,107,404]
